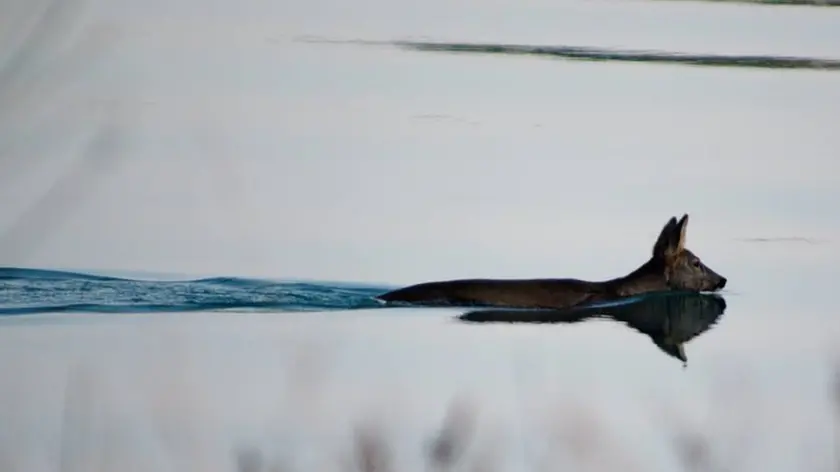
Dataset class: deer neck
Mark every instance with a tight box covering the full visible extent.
[603,258,669,298]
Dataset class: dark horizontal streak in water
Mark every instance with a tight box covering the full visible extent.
[735,236,826,244]
[653,0,840,6]
[392,41,840,71]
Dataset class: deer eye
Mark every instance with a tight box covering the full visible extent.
[691,259,701,267]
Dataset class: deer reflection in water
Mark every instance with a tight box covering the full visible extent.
[458,291,726,367]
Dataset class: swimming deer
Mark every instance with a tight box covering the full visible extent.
[376,214,727,310]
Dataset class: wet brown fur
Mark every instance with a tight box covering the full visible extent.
[376,214,727,310]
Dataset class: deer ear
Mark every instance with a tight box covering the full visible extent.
[652,216,678,259]
[675,214,689,253]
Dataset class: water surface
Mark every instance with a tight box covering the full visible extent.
[1,0,839,470]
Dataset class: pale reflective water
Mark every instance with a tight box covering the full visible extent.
[0,0,839,470]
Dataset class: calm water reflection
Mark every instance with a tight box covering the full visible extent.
[460,292,727,367]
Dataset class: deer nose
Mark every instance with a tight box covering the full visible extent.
[716,277,727,290]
